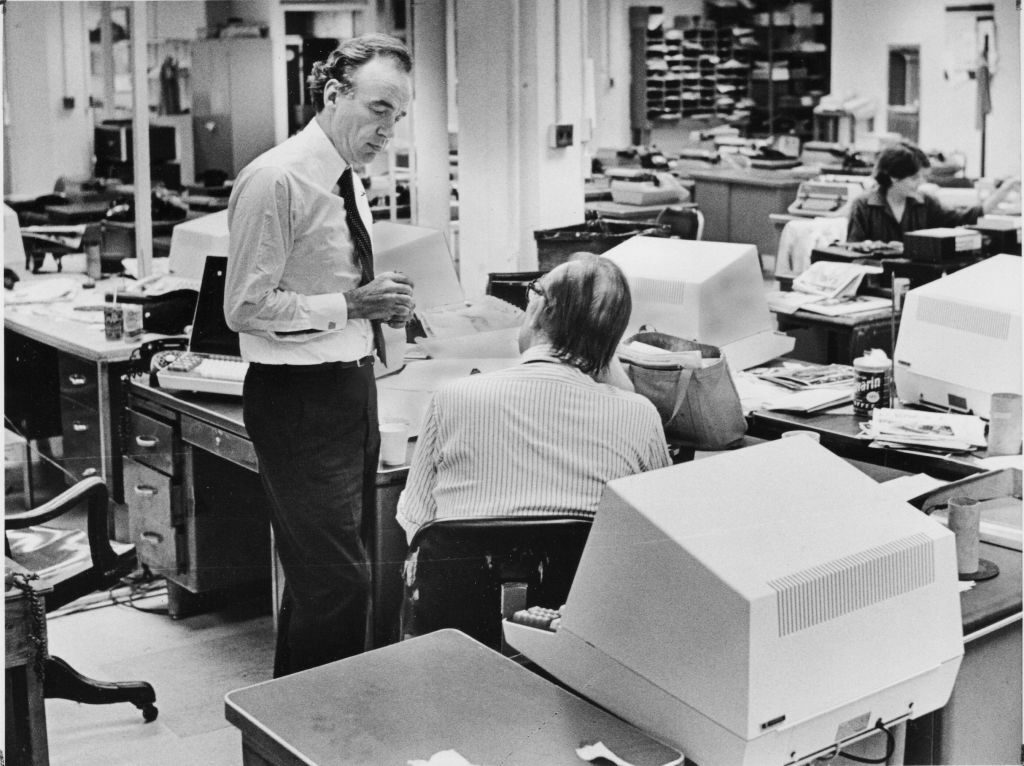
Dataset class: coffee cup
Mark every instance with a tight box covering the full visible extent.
[379,420,410,467]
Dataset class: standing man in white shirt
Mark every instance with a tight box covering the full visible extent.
[224,34,415,677]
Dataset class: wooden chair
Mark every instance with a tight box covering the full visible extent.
[400,516,592,651]
[5,476,158,722]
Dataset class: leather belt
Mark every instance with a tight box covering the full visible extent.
[338,355,375,368]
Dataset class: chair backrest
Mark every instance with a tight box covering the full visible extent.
[401,515,592,649]
[486,271,546,311]
[5,476,135,611]
[656,206,704,241]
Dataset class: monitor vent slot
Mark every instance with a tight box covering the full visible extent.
[916,295,1010,340]
[769,533,934,637]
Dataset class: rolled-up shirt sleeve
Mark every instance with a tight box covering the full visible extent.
[225,166,349,338]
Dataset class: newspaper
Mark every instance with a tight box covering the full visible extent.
[752,362,856,390]
[860,408,987,452]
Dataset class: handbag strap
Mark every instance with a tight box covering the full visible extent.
[666,367,694,423]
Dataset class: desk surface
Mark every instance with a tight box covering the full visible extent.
[585,200,693,219]
[747,406,993,481]
[772,303,896,328]
[225,629,682,766]
[685,168,804,189]
[5,274,162,362]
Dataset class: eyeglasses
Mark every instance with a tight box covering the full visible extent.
[527,279,546,299]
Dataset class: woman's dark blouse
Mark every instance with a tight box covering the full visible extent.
[846,188,982,242]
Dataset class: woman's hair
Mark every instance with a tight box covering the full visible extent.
[307,33,412,111]
[534,253,632,375]
[874,143,930,190]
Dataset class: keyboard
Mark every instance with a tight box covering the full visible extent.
[156,352,248,396]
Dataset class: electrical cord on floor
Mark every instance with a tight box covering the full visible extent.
[112,570,169,615]
[48,576,168,619]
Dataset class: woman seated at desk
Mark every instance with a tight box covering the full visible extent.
[846,142,1020,243]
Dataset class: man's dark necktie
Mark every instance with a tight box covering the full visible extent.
[339,167,387,366]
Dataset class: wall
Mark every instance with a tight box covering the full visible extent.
[4,1,94,195]
[832,0,1020,178]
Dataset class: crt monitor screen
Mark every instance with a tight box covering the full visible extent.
[94,122,177,164]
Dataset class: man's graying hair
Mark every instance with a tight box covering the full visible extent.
[307,33,412,112]
[535,254,632,376]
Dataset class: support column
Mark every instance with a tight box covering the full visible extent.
[409,0,452,240]
[454,0,587,296]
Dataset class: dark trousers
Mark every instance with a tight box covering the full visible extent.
[243,362,380,677]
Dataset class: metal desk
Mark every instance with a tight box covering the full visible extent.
[5,275,163,534]
[125,379,410,645]
[225,629,683,766]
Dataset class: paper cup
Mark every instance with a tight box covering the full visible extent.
[987,392,1022,457]
[947,496,981,575]
[781,430,820,443]
[379,420,410,466]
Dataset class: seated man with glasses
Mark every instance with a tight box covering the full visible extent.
[396,253,671,543]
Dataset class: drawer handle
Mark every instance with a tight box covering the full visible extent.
[72,421,89,432]
[134,485,158,497]
[140,532,164,544]
[135,435,159,449]
[82,467,98,477]
[67,373,88,387]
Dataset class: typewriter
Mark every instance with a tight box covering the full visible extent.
[787,180,862,217]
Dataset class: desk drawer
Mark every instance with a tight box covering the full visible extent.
[125,458,180,575]
[61,397,102,481]
[181,417,258,473]
[58,353,98,405]
[124,409,175,476]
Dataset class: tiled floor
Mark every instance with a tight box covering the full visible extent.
[43,588,274,766]
[7,450,276,766]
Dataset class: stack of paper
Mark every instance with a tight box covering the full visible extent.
[860,408,987,453]
[753,362,856,389]
[767,261,887,316]
[739,362,855,413]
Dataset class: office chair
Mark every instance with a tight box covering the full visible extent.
[5,476,158,722]
[656,205,704,241]
[400,515,593,650]
[486,271,546,310]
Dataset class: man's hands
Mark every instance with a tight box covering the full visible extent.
[345,271,415,328]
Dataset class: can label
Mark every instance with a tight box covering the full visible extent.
[123,304,144,339]
[853,369,889,417]
[103,305,124,341]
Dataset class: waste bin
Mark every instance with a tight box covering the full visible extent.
[533,219,670,272]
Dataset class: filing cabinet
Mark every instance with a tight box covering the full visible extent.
[123,387,271,619]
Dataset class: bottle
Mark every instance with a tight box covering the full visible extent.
[853,349,891,418]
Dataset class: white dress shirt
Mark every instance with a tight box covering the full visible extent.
[396,345,672,542]
[224,119,375,364]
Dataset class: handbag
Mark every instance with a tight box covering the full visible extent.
[618,330,747,450]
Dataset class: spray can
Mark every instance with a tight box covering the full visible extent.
[853,349,891,418]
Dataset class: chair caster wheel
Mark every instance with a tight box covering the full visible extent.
[141,704,158,722]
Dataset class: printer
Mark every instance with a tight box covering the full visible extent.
[505,438,964,766]
[894,254,1021,418]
